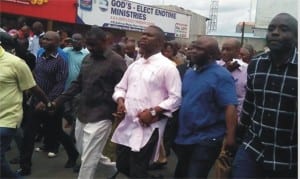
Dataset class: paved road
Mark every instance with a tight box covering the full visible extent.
[7,142,177,179]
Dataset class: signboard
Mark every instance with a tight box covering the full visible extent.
[1,0,77,23]
[77,0,191,38]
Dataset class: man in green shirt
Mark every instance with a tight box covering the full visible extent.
[0,32,49,178]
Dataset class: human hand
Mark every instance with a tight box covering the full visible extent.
[35,102,46,111]
[64,121,73,128]
[114,98,126,121]
[112,111,126,121]
[137,109,158,127]
[117,98,126,112]
[224,134,236,152]
[226,61,240,72]
[46,102,56,115]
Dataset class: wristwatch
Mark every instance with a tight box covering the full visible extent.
[149,108,157,117]
[47,102,53,108]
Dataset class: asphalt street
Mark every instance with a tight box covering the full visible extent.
[7,141,177,179]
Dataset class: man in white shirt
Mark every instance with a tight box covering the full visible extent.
[28,21,44,57]
[111,25,182,178]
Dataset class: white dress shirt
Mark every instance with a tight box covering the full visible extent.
[111,52,181,161]
[28,32,44,57]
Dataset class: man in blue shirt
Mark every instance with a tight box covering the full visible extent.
[17,31,78,176]
[174,36,238,178]
[37,47,68,62]
[62,32,88,144]
[63,33,89,90]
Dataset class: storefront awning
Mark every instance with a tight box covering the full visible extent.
[1,0,77,23]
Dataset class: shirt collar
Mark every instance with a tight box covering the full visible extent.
[289,47,298,64]
[41,51,59,59]
[141,52,161,64]
[193,61,216,72]
[72,47,85,54]
[266,47,298,65]
[39,32,45,38]
[219,59,244,71]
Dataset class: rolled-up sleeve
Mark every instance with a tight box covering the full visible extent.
[112,65,130,102]
[158,65,182,116]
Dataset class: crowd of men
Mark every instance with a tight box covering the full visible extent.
[0,12,297,179]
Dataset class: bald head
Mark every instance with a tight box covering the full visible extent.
[32,21,44,35]
[267,13,298,52]
[272,13,298,37]
[221,38,241,62]
[191,36,220,66]
[224,38,241,49]
[45,31,60,41]
[41,31,60,51]
[21,25,31,38]
[198,36,220,59]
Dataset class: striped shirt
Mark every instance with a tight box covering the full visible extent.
[240,48,298,171]
[34,51,68,102]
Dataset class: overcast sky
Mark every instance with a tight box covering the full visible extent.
[129,0,257,33]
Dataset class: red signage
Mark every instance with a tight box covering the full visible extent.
[1,0,77,23]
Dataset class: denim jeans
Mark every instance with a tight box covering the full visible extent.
[174,137,223,178]
[0,127,19,178]
[232,146,263,178]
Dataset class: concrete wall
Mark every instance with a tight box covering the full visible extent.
[125,30,142,42]
[188,12,207,41]
[207,35,266,52]
[156,5,207,43]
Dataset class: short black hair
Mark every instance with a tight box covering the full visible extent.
[163,41,177,56]
[0,32,16,51]
[86,26,106,40]
[274,13,298,37]
[148,25,165,41]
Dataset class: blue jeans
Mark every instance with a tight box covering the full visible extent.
[232,146,297,178]
[0,127,20,178]
[232,145,263,178]
[174,137,223,178]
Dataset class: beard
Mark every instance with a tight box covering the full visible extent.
[191,54,210,67]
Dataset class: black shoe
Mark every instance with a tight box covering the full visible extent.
[64,159,77,168]
[9,157,20,164]
[16,168,31,176]
[73,164,81,173]
[148,162,167,170]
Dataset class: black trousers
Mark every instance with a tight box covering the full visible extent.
[20,106,78,170]
[116,129,159,178]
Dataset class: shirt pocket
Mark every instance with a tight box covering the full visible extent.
[141,66,160,87]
